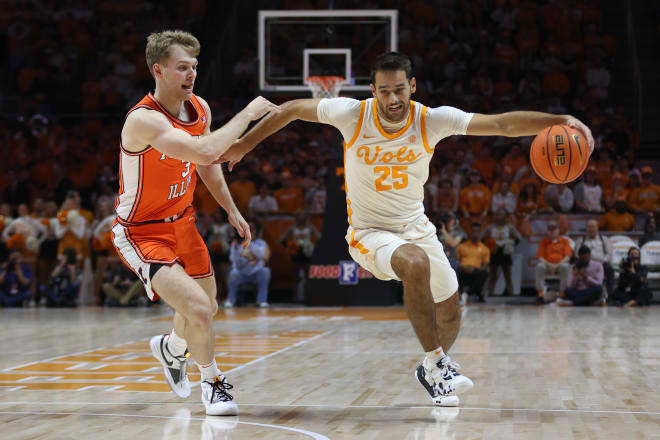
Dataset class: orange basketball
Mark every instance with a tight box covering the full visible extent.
[530,125,589,184]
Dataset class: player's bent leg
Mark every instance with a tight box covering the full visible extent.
[391,243,441,352]
[433,292,473,394]
[194,273,239,416]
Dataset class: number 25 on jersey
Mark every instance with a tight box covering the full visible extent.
[374,165,408,192]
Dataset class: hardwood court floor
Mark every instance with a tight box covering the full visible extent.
[1,304,659,439]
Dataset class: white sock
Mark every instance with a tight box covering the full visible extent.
[198,358,221,382]
[166,330,187,358]
[423,347,445,370]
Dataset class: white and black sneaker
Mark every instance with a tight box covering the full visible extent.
[415,365,459,406]
[149,334,191,398]
[201,376,238,416]
[415,355,473,406]
[433,356,474,394]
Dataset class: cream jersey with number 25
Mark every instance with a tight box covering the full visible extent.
[317,98,473,230]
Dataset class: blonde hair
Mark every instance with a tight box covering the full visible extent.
[145,30,200,77]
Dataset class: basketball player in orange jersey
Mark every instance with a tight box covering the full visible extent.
[218,52,593,406]
[113,30,280,415]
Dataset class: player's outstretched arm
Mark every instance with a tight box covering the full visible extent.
[217,99,322,170]
[121,96,280,165]
[467,112,594,154]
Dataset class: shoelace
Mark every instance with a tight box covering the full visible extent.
[206,376,234,403]
[438,358,462,379]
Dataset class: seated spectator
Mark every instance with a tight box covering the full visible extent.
[544,184,574,213]
[248,184,278,217]
[229,168,256,214]
[535,221,572,304]
[558,246,604,306]
[39,247,81,307]
[460,170,491,220]
[628,166,660,213]
[491,181,516,215]
[456,222,490,302]
[573,166,603,212]
[0,248,34,307]
[102,264,145,306]
[492,166,520,196]
[483,210,521,297]
[501,143,526,174]
[224,221,271,308]
[436,179,458,213]
[305,176,327,215]
[612,247,653,307]
[599,196,635,232]
[439,160,463,197]
[602,172,628,211]
[575,219,615,297]
[274,170,304,214]
[517,182,546,216]
[438,212,465,271]
[639,216,660,247]
[280,212,321,302]
[472,147,497,184]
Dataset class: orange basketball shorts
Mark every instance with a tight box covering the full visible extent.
[111,206,213,300]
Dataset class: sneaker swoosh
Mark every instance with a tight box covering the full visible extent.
[160,337,174,367]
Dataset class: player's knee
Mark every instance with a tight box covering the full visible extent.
[189,296,213,329]
[394,245,429,280]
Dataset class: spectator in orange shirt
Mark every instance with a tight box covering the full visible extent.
[628,166,660,213]
[436,179,457,214]
[456,222,490,302]
[229,168,257,214]
[501,143,527,176]
[274,170,303,214]
[517,182,546,216]
[599,196,635,231]
[602,172,629,211]
[535,221,572,304]
[594,148,614,184]
[492,166,520,196]
[460,171,491,220]
[472,147,497,184]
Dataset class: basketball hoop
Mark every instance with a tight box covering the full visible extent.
[305,76,345,98]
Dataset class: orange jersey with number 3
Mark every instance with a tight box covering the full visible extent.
[115,93,208,223]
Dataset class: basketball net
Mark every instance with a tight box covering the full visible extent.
[305,76,344,98]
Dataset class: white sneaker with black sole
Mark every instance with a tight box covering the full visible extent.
[149,334,191,398]
[415,365,459,406]
[202,376,238,416]
[415,355,473,406]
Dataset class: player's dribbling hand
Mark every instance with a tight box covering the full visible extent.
[244,96,282,121]
[228,209,251,249]
[564,117,595,155]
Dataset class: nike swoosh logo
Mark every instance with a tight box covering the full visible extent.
[363,134,375,139]
[160,338,173,366]
[572,134,583,157]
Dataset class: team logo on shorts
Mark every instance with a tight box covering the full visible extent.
[339,260,359,285]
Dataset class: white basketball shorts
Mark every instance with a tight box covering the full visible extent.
[345,215,458,303]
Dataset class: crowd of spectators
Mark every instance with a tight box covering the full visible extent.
[1,1,657,307]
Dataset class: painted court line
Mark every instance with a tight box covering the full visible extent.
[1,401,659,417]
[0,410,330,440]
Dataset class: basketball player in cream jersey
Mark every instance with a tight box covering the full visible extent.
[219,52,593,406]
[116,30,280,415]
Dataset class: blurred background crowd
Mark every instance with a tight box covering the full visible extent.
[1,0,659,308]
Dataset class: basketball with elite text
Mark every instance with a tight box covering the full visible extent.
[530,125,589,184]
